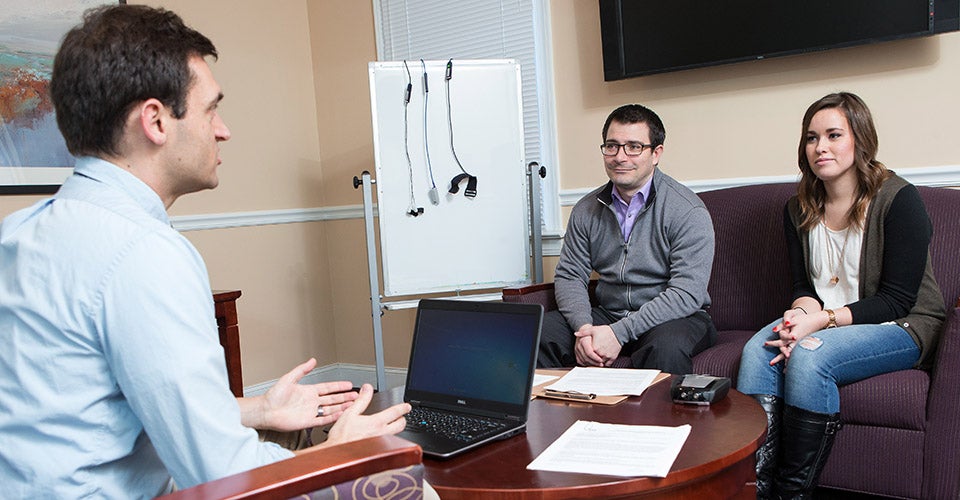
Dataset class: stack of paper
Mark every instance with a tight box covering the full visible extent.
[527,420,691,477]
[544,366,661,396]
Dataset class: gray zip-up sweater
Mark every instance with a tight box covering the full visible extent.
[555,168,715,345]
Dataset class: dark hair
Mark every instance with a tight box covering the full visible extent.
[601,104,666,147]
[796,92,890,231]
[50,5,217,158]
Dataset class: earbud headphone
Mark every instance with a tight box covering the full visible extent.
[402,60,424,217]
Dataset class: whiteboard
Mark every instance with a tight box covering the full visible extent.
[369,59,531,297]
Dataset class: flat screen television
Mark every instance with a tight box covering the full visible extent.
[600,0,960,81]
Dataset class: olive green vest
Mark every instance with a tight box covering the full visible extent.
[787,174,945,369]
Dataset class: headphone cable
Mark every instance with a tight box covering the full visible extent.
[402,60,423,216]
[445,59,478,198]
[421,59,439,205]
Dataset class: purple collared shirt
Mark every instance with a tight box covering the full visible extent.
[611,179,653,243]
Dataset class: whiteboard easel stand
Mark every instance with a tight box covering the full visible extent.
[354,171,387,390]
[353,169,544,390]
[527,161,546,283]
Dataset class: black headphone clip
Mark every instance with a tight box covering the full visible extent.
[449,173,477,198]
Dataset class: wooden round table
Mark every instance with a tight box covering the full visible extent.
[373,374,766,499]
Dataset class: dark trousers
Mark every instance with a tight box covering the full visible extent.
[537,308,716,374]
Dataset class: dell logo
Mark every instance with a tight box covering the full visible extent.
[457,399,467,405]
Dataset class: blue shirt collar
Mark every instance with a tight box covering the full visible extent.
[68,157,170,225]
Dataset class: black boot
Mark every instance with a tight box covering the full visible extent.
[750,394,781,499]
[776,405,842,500]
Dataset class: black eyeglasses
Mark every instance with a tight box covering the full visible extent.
[600,142,652,157]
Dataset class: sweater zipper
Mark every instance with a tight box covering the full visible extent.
[602,193,634,308]
[620,242,630,308]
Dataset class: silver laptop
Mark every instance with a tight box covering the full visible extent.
[397,299,543,459]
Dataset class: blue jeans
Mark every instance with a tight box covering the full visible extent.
[737,319,919,413]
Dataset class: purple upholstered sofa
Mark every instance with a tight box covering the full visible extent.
[504,182,960,499]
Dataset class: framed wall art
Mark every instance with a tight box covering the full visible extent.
[0,0,125,194]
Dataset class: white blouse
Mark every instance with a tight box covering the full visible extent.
[807,221,863,309]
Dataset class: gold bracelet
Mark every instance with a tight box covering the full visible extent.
[825,309,838,328]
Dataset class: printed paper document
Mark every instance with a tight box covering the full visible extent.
[544,367,660,396]
[527,420,691,477]
[532,373,559,387]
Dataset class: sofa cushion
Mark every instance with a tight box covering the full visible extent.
[837,370,929,430]
[820,424,924,499]
[919,186,960,307]
[692,330,753,383]
[699,184,796,332]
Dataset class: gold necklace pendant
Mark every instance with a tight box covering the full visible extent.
[822,220,849,287]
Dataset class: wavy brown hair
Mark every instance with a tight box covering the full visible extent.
[796,92,891,231]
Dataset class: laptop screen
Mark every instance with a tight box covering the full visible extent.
[405,300,543,416]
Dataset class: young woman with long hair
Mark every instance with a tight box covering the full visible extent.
[737,92,945,499]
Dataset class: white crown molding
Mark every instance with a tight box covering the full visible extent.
[171,205,370,231]
[892,165,960,187]
[172,165,959,240]
[243,363,408,397]
[542,230,563,257]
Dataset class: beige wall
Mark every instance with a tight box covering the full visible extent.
[2,1,958,386]
[144,0,339,384]
[305,1,420,372]
[551,0,960,190]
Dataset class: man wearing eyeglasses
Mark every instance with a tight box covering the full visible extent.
[538,104,717,374]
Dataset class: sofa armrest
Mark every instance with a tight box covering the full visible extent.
[502,280,598,312]
[502,282,558,311]
[922,301,960,499]
[159,435,422,499]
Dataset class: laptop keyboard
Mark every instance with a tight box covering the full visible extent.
[405,407,507,442]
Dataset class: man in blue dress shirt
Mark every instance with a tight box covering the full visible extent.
[0,5,409,497]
